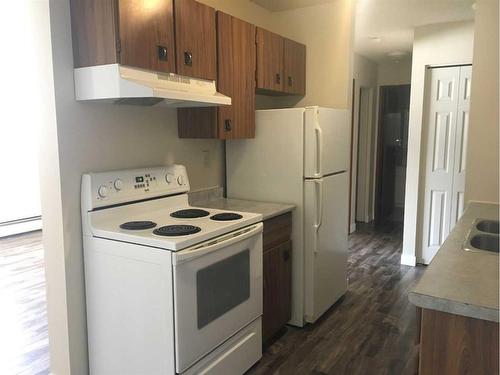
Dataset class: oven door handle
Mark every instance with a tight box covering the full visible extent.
[173,222,263,265]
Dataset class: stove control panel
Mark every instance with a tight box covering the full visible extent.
[82,165,190,210]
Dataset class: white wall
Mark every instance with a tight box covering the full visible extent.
[350,54,378,230]
[401,21,474,266]
[44,0,356,373]
[464,0,499,204]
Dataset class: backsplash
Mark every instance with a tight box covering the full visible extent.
[188,186,224,206]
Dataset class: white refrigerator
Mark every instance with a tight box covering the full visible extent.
[226,106,350,327]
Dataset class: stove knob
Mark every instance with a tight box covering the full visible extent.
[165,173,174,184]
[98,185,108,198]
[177,176,184,185]
[114,179,123,191]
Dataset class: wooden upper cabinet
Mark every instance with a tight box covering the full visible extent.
[256,28,284,93]
[178,12,256,139]
[118,0,176,73]
[216,12,256,139]
[174,0,217,80]
[70,0,217,80]
[283,38,306,95]
[70,0,120,68]
[70,0,176,72]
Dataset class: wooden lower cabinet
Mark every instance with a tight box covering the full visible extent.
[417,308,499,375]
[262,213,292,343]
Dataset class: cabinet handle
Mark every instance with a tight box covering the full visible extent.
[276,73,281,84]
[184,51,193,66]
[224,119,232,132]
[158,45,168,61]
[283,249,290,261]
[288,76,293,86]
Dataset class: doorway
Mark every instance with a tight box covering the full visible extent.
[375,85,411,224]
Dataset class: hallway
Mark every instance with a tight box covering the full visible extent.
[249,223,425,374]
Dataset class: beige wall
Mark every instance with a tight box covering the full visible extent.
[464,0,499,204]
[44,0,355,373]
[201,0,355,110]
[401,21,475,265]
[377,58,412,86]
[350,54,378,230]
[274,1,355,109]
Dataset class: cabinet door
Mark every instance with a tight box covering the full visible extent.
[217,12,256,139]
[174,0,216,80]
[263,240,292,343]
[118,0,176,73]
[283,38,306,95]
[256,28,284,93]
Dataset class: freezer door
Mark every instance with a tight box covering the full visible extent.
[304,107,350,177]
[304,172,348,323]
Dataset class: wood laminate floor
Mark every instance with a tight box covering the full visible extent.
[2,223,423,375]
[0,231,49,375]
[249,222,425,375]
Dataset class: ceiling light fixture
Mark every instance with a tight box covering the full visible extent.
[387,51,409,62]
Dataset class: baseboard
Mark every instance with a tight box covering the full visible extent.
[400,253,416,266]
[349,222,356,233]
[0,217,42,238]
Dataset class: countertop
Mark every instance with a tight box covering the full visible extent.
[193,197,295,221]
[409,202,499,322]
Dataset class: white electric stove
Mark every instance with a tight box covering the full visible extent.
[82,165,263,375]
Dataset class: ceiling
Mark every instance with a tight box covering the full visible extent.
[250,0,335,12]
[251,0,475,63]
[355,0,476,62]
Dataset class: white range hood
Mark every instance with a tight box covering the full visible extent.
[74,64,231,108]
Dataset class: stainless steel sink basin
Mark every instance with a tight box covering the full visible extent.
[469,234,499,253]
[464,218,500,254]
[476,219,499,234]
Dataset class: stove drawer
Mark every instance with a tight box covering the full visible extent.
[182,318,262,375]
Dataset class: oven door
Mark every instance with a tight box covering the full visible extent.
[172,223,263,373]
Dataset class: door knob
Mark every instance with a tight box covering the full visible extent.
[276,73,281,84]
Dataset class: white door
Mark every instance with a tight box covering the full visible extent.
[172,224,263,373]
[450,65,472,226]
[304,107,350,177]
[420,66,471,263]
[304,173,348,323]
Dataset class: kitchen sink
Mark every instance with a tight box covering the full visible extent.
[469,234,499,253]
[476,219,500,234]
[464,218,500,254]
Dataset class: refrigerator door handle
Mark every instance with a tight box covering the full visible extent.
[314,124,323,177]
[313,179,323,254]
